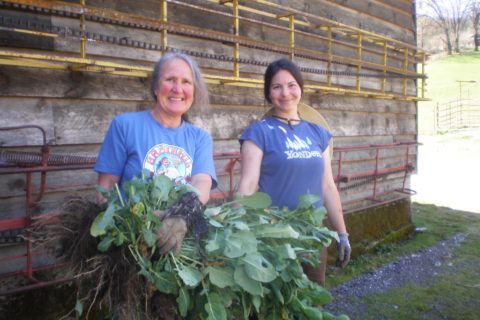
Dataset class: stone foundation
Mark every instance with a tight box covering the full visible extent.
[327,198,415,263]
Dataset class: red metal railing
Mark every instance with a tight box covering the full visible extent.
[0,125,417,295]
[333,142,417,209]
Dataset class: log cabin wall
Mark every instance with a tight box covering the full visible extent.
[0,0,424,277]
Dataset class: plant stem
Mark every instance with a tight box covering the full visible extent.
[115,183,126,207]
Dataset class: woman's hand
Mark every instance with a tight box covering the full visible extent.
[337,232,351,268]
[155,209,188,256]
[96,173,120,204]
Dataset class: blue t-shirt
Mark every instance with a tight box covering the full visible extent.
[240,116,332,210]
[95,110,217,190]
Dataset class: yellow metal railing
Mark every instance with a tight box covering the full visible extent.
[0,0,428,101]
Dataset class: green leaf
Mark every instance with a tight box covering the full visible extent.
[178,264,203,287]
[302,306,324,319]
[303,284,332,306]
[138,263,154,283]
[114,232,125,246]
[298,194,321,209]
[152,175,174,202]
[264,304,284,320]
[124,179,142,203]
[204,206,222,217]
[270,279,284,304]
[153,271,178,294]
[312,206,327,225]
[251,294,261,313]
[146,207,161,225]
[74,300,83,318]
[235,192,272,209]
[97,235,114,252]
[205,292,227,320]
[242,252,277,283]
[209,219,224,228]
[271,244,296,260]
[207,266,235,288]
[206,239,221,253]
[177,287,190,317]
[90,204,116,237]
[142,226,156,247]
[206,232,225,253]
[322,311,351,320]
[254,224,299,239]
[234,265,263,296]
[224,230,258,258]
[230,221,250,230]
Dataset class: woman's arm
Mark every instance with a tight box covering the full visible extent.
[190,173,213,204]
[323,147,351,267]
[237,140,263,196]
[96,172,120,204]
[322,148,347,233]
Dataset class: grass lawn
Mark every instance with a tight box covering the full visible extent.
[326,203,480,319]
[422,51,480,104]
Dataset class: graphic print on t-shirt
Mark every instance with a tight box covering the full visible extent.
[143,144,193,181]
[276,126,323,160]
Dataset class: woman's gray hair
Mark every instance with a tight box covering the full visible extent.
[150,53,210,117]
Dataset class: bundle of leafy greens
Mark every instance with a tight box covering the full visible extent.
[87,174,349,320]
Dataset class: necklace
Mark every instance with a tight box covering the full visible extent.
[271,114,301,129]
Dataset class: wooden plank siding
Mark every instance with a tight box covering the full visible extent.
[0,0,419,219]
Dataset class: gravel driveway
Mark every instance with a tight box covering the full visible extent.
[324,234,467,319]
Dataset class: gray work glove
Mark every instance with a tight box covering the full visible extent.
[156,212,187,256]
[155,192,208,256]
[336,232,351,268]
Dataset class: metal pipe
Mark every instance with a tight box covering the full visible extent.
[403,48,409,96]
[356,33,362,91]
[371,148,380,200]
[381,40,387,93]
[0,1,425,74]
[327,26,332,86]
[0,125,47,145]
[336,150,344,189]
[421,52,426,99]
[0,164,95,175]
[0,150,97,166]
[25,172,38,283]
[160,0,167,54]
[0,276,76,296]
[288,14,295,60]
[79,0,86,58]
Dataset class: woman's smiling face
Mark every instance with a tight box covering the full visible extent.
[269,69,302,115]
[154,58,194,118]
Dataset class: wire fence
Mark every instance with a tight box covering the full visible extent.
[436,99,480,132]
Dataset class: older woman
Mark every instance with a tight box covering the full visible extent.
[95,53,217,255]
[237,58,350,286]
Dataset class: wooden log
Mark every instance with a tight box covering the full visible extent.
[0,66,151,101]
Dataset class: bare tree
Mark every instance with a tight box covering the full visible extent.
[472,1,480,51]
[417,0,473,54]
